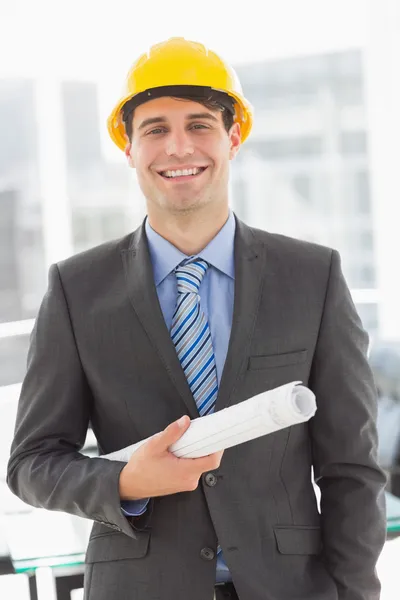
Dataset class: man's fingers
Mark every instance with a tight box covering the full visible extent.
[148,415,191,452]
[141,418,224,478]
[192,450,224,472]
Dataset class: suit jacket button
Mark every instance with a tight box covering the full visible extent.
[200,547,215,561]
[204,472,217,487]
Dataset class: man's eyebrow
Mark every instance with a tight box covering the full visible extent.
[138,117,167,130]
[137,112,220,131]
[186,112,219,122]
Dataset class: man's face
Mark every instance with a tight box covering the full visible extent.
[125,96,241,215]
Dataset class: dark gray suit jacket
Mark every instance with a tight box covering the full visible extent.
[7,217,387,600]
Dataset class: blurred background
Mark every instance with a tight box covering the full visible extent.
[1,0,400,598]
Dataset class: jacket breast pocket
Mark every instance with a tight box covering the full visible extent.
[85,530,150,563]
[248,350,308,371]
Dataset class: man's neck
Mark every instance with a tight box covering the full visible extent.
[147,207,230,256]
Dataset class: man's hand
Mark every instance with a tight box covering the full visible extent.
[118,415,223,500]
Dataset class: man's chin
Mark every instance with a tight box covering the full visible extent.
[163,195,208,213]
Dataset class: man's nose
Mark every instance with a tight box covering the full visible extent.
[165,130,194,158]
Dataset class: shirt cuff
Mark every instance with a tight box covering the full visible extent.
[121,498,150,516]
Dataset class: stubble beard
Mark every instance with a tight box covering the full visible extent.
[155,186,214,217]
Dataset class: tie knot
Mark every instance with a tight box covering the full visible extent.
[175,258,209,294]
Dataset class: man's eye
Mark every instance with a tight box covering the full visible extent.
[191,124,208,130]
[148,128,165,135]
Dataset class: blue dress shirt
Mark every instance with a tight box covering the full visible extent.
[121,211,236,582]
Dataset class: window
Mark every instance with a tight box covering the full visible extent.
[245,137,322,161]
[359,230,374,253]
[291,175,312,202]
[340,131,368,155]
[231,172,248,221]
[355,303,379,336]
[356,171,371,214]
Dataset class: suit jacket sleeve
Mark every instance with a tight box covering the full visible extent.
[309,249,387,600]
[7,264,150,539]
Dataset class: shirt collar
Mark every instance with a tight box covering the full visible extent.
[145,211,236,286]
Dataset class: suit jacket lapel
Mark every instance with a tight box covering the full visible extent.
[215,217,266,411]
[120,222,199,419]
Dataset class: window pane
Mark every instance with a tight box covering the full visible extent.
[0,82,46,324]
[340,131,368,155]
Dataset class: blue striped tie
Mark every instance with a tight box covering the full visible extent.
[171,258,218,416]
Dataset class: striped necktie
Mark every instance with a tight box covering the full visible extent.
[170,258,218,416]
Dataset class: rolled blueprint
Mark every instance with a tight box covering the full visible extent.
[102,381,316,461]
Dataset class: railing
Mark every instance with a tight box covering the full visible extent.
[0,320,35,340]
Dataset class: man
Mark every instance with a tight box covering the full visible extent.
[7,37,386,600]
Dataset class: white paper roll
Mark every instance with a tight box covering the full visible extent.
[101,381,316,462]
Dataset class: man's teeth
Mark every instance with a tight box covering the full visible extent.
[162,167,203,178]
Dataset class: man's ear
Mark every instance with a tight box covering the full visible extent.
[229,122,241,160]
[125,142,135,168]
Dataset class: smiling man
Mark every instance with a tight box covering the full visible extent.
[8,38,386,600]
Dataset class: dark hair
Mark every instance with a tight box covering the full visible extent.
[122,85,236,142]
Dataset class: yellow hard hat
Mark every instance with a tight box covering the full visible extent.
[107,37,253,151]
